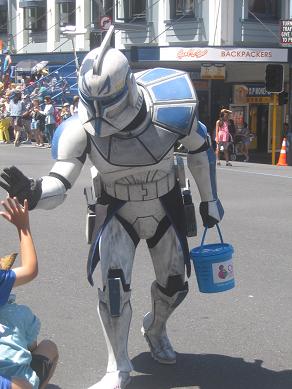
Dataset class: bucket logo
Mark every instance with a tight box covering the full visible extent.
[212,260,234,284]
[218,264,228,279]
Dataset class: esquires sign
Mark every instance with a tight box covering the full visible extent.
[234,84,274,104]
[247,85,273,104]
[280,20,292,46]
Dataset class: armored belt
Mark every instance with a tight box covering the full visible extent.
[103,171,176,201]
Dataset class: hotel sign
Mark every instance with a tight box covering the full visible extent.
[160,47,288,62]
[201,63,225,79]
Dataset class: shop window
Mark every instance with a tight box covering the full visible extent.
[0,5,8,33]
[116,0,146,22]
[248,0,280,20]
[59,2,76,27]
[170,0,195,19]
[24,6,47,32]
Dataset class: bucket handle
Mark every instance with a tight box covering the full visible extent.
[200,224,224,252]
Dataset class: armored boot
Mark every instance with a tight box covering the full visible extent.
[141,280,188,364]
[88,278,133,389]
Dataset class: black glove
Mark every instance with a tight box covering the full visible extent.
[0,166,42,210]
[199,199,224,228]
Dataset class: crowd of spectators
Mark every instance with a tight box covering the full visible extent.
[0,79,79,148]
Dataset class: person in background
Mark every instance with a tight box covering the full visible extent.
[60,102,71,122]
[0,98,11,143]
[215,109,232,166]
[0,196,58,389]
[30,98,45,147]
[228,118,236,140]
[240,121,251,162]
[1,50,12,89]
[8,91,25,147]
[37,84,48,104]
[40,96,55,148]
[70,95,79,116]
[30,87,40,100]
[21,95,33,145]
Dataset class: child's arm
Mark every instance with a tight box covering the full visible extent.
[0,197,38,287]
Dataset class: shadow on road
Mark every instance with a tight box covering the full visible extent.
[46,385,62,389]
[129,352,292,389]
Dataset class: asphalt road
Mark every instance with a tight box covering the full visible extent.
[1,144,292,389]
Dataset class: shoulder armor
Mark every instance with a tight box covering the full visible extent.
[52,115,87,160]
[135,68,198,137]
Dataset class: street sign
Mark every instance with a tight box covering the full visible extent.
[280,19,292,45]
[100,16,112,31]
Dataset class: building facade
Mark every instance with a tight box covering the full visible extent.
[0,0,291,153]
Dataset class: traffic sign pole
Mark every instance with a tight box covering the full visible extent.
[272,93,277,165]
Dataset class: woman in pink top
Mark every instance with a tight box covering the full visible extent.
[215,109,232,166]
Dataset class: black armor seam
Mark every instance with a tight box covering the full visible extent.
[77,150,87,164]
[85,132,91,155]
[152,121,191,137]
[157,277,189,297]
[121,99,147,132]
[115,214,140,247]
[146,216,171,249]
[89,135,109,160]
[107,269,130,292]
[136,136,159,163]
[188,140,210,154]
[49,172,71,190]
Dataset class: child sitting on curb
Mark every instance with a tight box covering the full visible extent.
[0,197,58,389]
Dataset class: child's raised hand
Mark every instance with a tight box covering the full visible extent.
[0,197,29,230]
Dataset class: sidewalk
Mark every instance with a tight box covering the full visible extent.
[248,151,273,165]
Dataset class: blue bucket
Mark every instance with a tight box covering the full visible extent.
[190,224,234,293]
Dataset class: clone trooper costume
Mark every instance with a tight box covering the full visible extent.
[0,27,223,389]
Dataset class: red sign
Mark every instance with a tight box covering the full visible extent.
[100,16,112,31]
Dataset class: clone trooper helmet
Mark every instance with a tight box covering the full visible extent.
[78,26,144,137]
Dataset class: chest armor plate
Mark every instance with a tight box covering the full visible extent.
[89,68,198,167]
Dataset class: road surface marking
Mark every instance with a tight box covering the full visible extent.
[220,167,292,179]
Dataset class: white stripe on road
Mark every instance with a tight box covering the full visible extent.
[180,155,292,179]
[219,167,292,179]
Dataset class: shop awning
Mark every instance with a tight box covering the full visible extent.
[31,60,48,74]
[19,0,46,7]
[15,59,47,73]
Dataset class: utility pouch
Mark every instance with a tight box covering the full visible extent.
[84,167,109,244]
[84,186,97,244]
[174,155,186,188]
[182,179,197,237]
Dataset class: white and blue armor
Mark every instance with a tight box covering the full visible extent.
[0,27,223,389]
